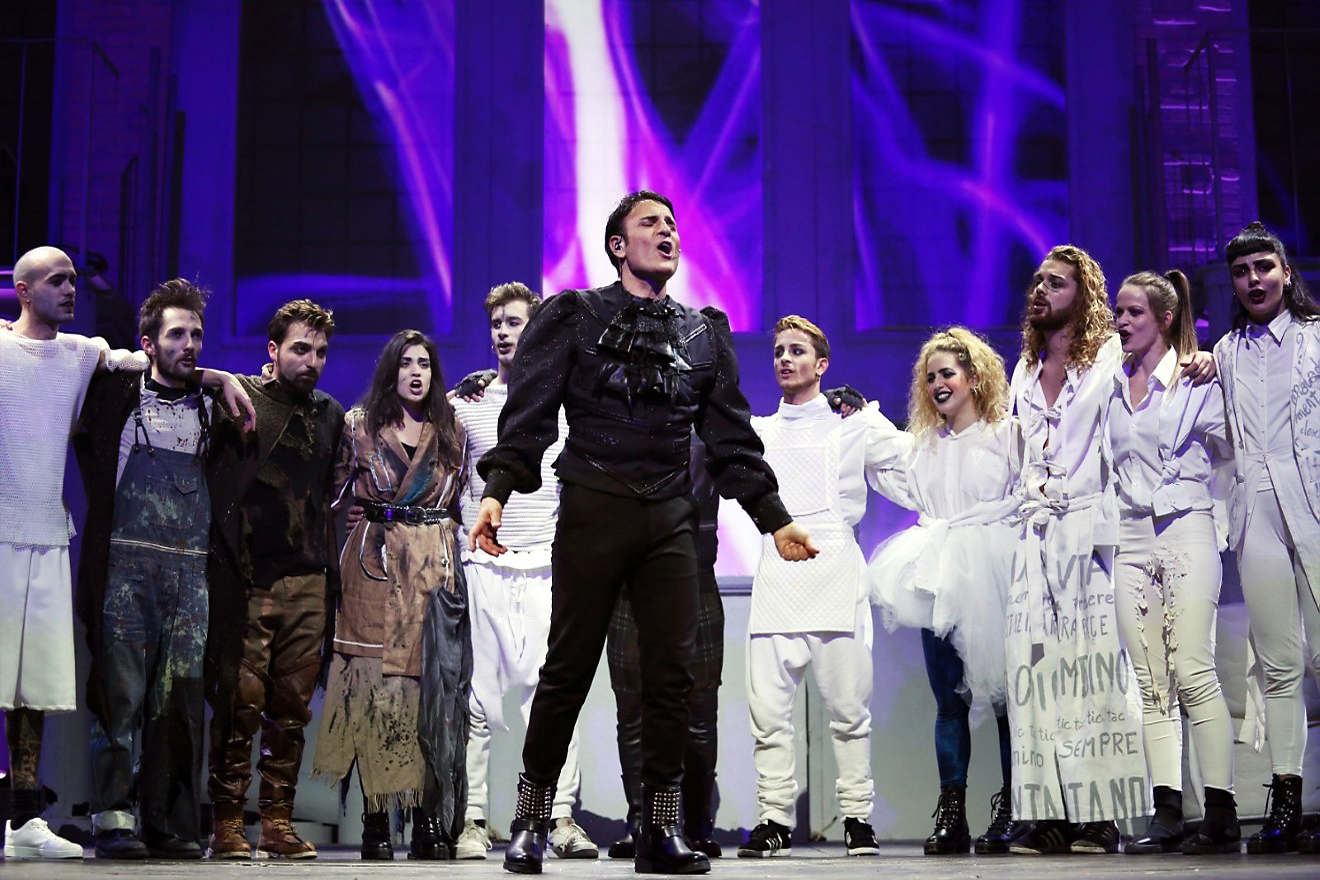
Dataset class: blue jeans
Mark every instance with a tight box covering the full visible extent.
[921,628,1010,788]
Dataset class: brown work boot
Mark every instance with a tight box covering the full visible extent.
[256,816,317,860]
[207,816,252,860]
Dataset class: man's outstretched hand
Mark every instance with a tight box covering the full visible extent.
[469,496,507,556]
[1178,349,1217,385]
[773,521,819,562]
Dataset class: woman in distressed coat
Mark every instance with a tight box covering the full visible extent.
[312,329,470,860]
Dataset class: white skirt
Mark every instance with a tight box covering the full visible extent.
[868,519,1016,705]
[0,543,77,712]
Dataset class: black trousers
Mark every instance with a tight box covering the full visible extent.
[609,571,724,830]
[523,483,699,788]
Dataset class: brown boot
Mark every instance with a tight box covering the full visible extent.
[256,815,317,860]
[207,815,252,860]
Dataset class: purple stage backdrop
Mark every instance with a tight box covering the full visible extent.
[543,0,762,328]
[852,0,1068,330]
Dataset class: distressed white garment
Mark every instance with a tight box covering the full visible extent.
[1114,511,1233,792]
[1006,335,1147,823]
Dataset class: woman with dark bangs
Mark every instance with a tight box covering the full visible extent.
[312,329,470,861]
[1212,222,1320,854]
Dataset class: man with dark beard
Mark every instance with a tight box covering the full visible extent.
[1004,246,1213,855]
[203,300,345,860]
[75,280,217,859]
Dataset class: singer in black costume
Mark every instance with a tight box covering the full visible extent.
[469,191,817,875]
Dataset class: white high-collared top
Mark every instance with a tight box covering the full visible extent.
[748,394,905,634]
[1107,346,1229,518]
[1236,309,1301,490]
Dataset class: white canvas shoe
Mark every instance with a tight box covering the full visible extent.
[4,818,85,859]
[454,819,492,860]
[549,817,599,859]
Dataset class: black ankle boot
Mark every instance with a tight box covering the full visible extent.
[923,785,970,855]
[635,783,710,874]
[504,774,555,874]
[409,807,449,860]
[683,772,721,858]
[974,785,1016,854]
[1126,785,1183,854]
[361,812,393,860]
[1182,786,1241,855]
[1246,775,1302,854]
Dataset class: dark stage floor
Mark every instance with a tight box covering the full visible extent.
[2,844,1319,878]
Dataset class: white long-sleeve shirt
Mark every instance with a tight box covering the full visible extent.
[1011,334,1123,548]
[1235,309,1301,491]
[1107,346,1230,518]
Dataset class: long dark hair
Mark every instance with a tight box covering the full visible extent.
[1225,221,1319,330]
[360,329,461,467]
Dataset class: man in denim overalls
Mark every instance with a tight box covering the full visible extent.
[74,280,216,859]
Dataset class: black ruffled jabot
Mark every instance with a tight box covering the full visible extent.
[594,295,691,402]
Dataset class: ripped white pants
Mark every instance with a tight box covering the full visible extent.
[1114,510,1233,792]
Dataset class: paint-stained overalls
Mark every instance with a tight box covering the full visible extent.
[90,402,211,842]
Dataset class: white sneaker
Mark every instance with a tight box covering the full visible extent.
[549,817,599,859]
[4,818,85,859]
[453,819,491,860]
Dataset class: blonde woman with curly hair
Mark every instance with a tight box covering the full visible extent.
[1005,246,1215,855]
[867,327,1024,857]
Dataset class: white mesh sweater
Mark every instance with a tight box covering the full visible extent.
[0,332,144,547]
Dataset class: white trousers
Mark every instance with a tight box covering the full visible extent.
[0,543,76,712]
[463,559,582,819]
[1239,488,1320,776]
[1114,511,1233,792]
[745,604,874,827]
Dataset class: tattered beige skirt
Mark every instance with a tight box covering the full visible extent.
[312,652,425,813]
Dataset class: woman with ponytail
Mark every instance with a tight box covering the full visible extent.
[1107,270,1238,855]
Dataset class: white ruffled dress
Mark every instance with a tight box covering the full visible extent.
[867,417,1023,705]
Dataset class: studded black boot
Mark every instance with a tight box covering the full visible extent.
[1246,775,1302,854]
[923,785,970,855]
[1125,785,1183,854]
[503,774,555,874]
[635,783,710,874]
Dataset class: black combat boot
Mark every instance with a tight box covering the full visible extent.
[360,812,393,860]
[923,785,970,855]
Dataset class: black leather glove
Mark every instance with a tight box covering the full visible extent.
[824,384,866,413]
[452,369,497,399]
